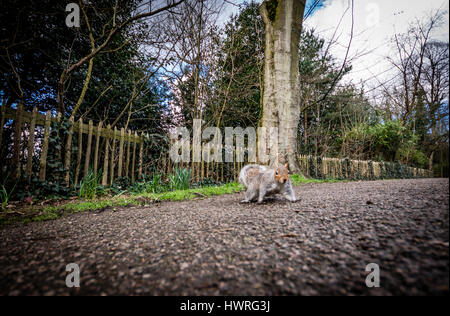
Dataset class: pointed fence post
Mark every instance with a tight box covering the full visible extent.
[26,107,38,181]
[64,116,74,187]
[102,124,111,186]
[74,118,83,186]
[118,128,125,177]
[131,132,137,183]
[138,132,144,180]
[55,112,63,165]
[93,121,102,176]
[145,133,149,175]
[13,103,24,179]
[39,110,51,181]
[110,127,117,185]
[125,129,131,177]
[84,120,94,177]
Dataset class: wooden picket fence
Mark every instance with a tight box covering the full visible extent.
[1,104,433,187]
[298,155,433,179]
[0,104,147,186]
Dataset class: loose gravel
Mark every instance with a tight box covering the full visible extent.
[0,178,448,295]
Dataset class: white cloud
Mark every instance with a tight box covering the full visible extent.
[215,0,448,100]
[304,0,449,98]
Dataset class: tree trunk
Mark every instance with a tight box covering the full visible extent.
[259,0,305,171]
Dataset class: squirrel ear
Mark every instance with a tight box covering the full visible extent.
[285,162,289,168]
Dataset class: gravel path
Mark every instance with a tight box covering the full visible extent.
[1,178,448,296]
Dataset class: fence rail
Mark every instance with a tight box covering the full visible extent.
[1,106,144,143]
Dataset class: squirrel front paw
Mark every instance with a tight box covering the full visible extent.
[240,199,251,203]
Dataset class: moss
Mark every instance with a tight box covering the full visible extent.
[32,207,62,221]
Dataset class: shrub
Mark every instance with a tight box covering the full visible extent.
[342,120,424,167]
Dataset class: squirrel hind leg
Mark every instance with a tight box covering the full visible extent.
[244,185,258,203]
[257,187,267,204]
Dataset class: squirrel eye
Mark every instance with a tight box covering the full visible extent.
[275,171,278,175]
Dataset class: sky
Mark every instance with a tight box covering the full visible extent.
[219,0,449,101]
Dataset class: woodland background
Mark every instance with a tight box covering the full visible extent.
[0,0,448,202]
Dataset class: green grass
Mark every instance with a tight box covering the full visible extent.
[32,207,62,222]
[290,174,342,186]
[148,182,243,201]
[1,175,17,210]
[0,174,339,228]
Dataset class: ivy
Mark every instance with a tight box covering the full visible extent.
[356,160,362,180]
[309,156,316,178]
[266,0,278,22]
[341,157,351,179]
[316,156,323,179]
[46,120,66,182]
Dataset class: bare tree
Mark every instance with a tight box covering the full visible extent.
[58,0,185,116]
[162,0,225,180]
[385,10,446,125]
[421,40,449,174]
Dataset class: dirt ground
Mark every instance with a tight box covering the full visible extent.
[0,178,448,295]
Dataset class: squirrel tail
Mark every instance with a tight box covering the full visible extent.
[239,164,263,187]
[238,165,250,187]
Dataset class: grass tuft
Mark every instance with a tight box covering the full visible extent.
[79,169,103,199]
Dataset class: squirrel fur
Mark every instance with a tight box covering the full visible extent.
[238,163,296,203]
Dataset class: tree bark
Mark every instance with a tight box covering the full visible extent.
[259,0,305,171]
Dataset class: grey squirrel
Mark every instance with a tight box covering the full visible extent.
[238,163,297,203]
